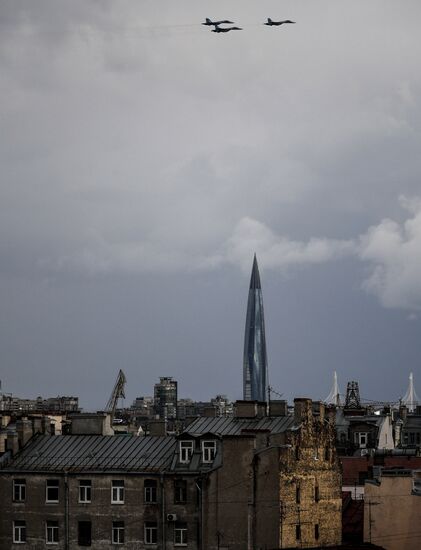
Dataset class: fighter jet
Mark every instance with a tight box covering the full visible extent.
[202,18,234,27]
[211,26,242,33]
[264,18,296,26]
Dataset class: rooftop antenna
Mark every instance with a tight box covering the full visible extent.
[345,381,361,409]
[325,371,342,406]
[402,372,420,413]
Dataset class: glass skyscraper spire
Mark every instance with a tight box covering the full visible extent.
[243,255,268,402]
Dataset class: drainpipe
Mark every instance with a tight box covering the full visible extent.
[248,456,257,550]
[161,475,166,550]
[64,472,69,550]
[195,478,203,550]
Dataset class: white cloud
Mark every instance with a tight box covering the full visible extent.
[47,197,421,314]
[218,217,356,273]
[358,196,421,310]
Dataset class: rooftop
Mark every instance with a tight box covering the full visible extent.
[184,414,296,437]
[1,434,177,473]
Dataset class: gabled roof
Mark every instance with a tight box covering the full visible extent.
[183,415,296,437]
[1,434,177,473]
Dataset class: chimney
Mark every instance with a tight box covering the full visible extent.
[269,400,288,417]
[6,432,19,456]
[294,398,312,425]
[31,416,43,435]
[203,407,217,418]
[234,400,266,419]
[16,418,33,448]
[148,420,167,436]
[399,405,408,422]
[69,413,114,435]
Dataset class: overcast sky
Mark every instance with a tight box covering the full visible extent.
[1,0,421,410]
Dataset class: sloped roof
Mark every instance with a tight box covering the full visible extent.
[2,434,177,473]
[184,415,296,436]
[402,415,421,429]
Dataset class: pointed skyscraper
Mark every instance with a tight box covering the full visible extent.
[243,255,268,402]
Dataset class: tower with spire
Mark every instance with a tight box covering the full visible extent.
[402,372,420,413]
[325,371,342,406]
[243,255,268,402]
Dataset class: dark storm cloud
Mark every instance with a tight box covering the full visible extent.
[1,0,421,407]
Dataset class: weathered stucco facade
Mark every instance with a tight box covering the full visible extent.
[364,470,421,550]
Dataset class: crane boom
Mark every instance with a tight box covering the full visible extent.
[105,369,126,423]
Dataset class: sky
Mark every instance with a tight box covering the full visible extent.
[1,0,421,410]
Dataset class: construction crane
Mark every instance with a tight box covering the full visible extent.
[105,369,126,423]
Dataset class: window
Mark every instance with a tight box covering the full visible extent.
[144,479,157,503]
[355,432,368,448]
[78,521,91,546]
[46,479,59,503]
[296,485,300,504]
[111,480,124,504]
[79,480,92,503]
[145,522,157,544]
[13,520,26,543]
[413,471,421,494]
[315,524,319,540]
[13,479,26,502]
[174,522,187,546]
[174,479,187,504]
[410,432,416,445]
[46,521,59,544]
[315,484,320,502]
[295,525,301,541]
[179,441,194,464]
[358,471,369,485]
[112,521,124,544]
[417,433,421,445]
[201,440,216,463]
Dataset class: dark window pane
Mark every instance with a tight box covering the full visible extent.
[78,521,92,546]
[174,479,187,504]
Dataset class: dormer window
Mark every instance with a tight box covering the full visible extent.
[179,441,194,464]
[201,441,216,463]
[354,432,368,448]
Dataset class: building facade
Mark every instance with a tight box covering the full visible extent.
[0,435,200,549]
[364,469,421,550]
[0,399,342,549]
[154,377,178,420]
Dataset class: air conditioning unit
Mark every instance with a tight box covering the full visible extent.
[166,514,177,522]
